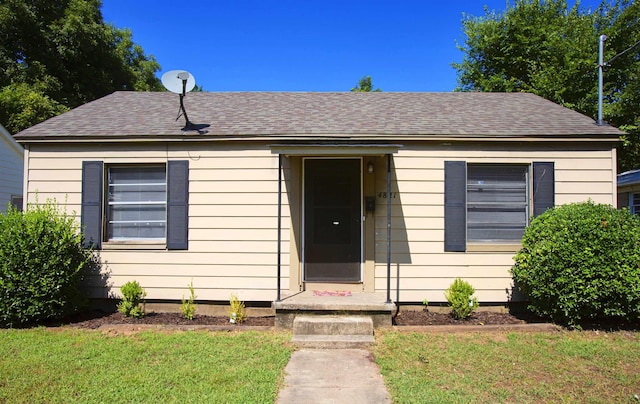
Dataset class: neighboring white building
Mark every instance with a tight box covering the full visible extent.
[617,169,640,214]
[0,124,23,212]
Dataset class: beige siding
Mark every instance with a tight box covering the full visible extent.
[372,144,616,303]
[26,142,290,301]
[25,140,615,304]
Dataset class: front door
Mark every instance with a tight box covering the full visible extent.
[304,158,361,282]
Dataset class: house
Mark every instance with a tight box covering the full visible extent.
[617,169,640,213]
[0,123,23,212]
[13,91,622,307]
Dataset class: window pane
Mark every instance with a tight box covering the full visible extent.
[632,193,640,215]
[108,184,166,203]
[467,165,528,242]
[108,222,166,240]
[108,205,166,222]
[109,167,166,184]
[107,166,166,240]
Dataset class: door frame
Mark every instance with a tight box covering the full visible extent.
[301,157,364,284]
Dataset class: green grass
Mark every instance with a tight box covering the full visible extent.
[3,327,639,403]
[0,328,293,403]
[373,330,640,403]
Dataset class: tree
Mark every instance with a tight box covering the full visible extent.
[0,0,162,134]
[0,83,69,133]
[454,0,640,171]
[351,76,382,92]
[597,1,640,171]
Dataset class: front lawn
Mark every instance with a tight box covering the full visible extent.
[374,330,640,403]
[2,327,639,403]
[0,328,292,403]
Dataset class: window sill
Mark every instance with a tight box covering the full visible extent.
[101,241,166,251]
[466,243,522,253]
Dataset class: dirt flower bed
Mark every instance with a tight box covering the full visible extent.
[49,309,638,330]
[392,310,541,326]
[64,311,275,329]
[61,309,541,329]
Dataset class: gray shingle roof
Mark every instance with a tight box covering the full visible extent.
[14,91,623,141]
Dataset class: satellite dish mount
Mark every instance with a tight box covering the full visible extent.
[161,70,196,129]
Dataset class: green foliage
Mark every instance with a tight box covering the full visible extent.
[0,0,162,133]
[511,201,640,326]
[454,0,640,171]
[0,201,94,327]
[229,294,246,324]
[117,281,146,318]
[350,75,382,92]
[603,1,640,171]
[180,281,197,320]
[444,278,479,319]
[0,82,69,134]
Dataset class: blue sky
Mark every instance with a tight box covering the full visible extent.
[101,0,603,92]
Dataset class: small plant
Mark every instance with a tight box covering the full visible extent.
[229,294,247,324]
[422,298,429,311]
[445,278,479,320]
[181,280,197,320]
[117,281,146,318]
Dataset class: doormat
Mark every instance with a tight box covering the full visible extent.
[313,290,352,297]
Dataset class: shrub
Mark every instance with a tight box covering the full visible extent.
[229,294,246,324]
[181,281,197,320]
[0,201,95,327]
[117,281,146,318]
[445,278,479,319]
[511,201,640,326]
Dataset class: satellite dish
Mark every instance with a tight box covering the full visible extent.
[161,70,196,94]
[161,70,197,129]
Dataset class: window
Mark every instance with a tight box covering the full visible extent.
[10,195,23,211]
[632,193,640,215]
[466,164,528,242]
[106,166,167,241]
[444,161,553,252]
[81,160,189,250]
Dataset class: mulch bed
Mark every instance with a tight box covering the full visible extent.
[63,311,275,329]
[393,310,639,330]
[393,310,542,326]
[61,309,540,329]
[52,309,639,330]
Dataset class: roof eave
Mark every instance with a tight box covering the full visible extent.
[15,132,622,144]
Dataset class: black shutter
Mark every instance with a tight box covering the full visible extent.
[81,161,103,249]
[444,161,466,252]
[167,160,189,250]
[533,162,554,217]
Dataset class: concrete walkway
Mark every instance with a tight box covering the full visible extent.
[277,349,391,404]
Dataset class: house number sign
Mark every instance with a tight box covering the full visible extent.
[377,192,398,199]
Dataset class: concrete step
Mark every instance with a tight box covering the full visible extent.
[292,315,373,336]
[291,334,375,349]
[292,315,375,348]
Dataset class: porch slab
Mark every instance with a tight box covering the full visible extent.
[273,291,396,329]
